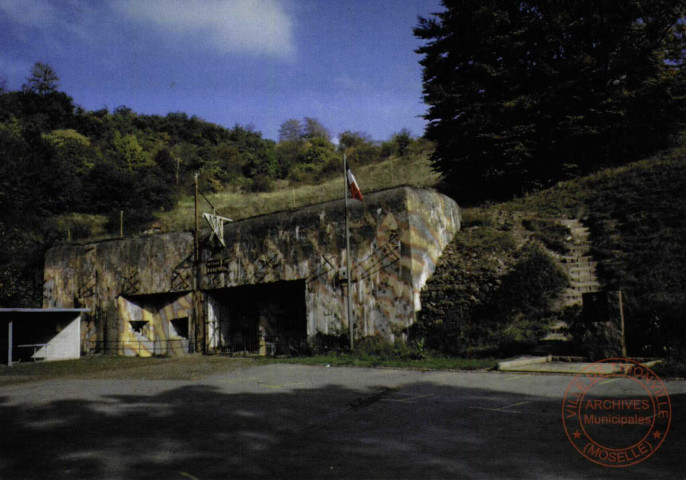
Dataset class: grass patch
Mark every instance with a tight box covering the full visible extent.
[261,353,497,371]
[51,212,109,241]
[0,352,496,386]
[521,217,571,254]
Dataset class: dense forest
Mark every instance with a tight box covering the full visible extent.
[416,0,686,202]
[0,63,419,307]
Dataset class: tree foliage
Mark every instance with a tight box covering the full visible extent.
[339,130,381,166]
[278,119,303,143]
[415,0,686,203]
[23,62,60,95]
[303,117,331,141]
[389,128,413,157]
[275,118,337,182]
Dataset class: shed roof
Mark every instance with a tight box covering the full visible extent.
[0,308,90,314]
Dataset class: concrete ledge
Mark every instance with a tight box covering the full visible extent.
[498,355,552,371]
[498,357,663,374]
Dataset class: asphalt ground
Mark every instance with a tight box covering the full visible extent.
[0,364,684,479]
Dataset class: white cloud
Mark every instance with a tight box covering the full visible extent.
[117,0,296,58]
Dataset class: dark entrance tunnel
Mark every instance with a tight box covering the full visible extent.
[206,280,307,355]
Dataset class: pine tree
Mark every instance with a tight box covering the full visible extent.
[415,0,686,202]
[22,62,60,95]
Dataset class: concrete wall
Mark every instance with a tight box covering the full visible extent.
[117,294,193,356]
[33,316,81,361]
[43,232,194,354]
[43,187,460,354]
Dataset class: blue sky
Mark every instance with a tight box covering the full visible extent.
[0,0,442,142]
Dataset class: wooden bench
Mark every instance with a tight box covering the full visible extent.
[17,344,48,361]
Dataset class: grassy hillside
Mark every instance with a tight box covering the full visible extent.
[153,152,440,231]
[420,140,686,360]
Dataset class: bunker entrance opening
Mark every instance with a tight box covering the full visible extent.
[207,280,307,356]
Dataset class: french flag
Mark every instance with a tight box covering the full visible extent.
[347,168,363,201]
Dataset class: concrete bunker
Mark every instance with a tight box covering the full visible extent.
[43,187,460,356]
[207,280,307,355]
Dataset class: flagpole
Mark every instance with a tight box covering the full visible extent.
[194,172,203,354]
[344,152,354,351]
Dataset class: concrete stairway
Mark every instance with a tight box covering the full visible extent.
[558,218,602,306]
[537,218,601,353]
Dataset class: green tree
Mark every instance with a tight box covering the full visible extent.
[278,119,304,142]
[339,130,370,151]
[22,62,60,95]
[415,0,686,203]
[228,125,277,179]
[303,117,331,141]
[339,130,380,165]
[112,131,151,171]
[212,144,243,183]
[42,129,94,175]
[302,137,334,168]
[275,139,303,177]
[391,128,413,157]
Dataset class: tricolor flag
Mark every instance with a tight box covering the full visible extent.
[347,167,363,201]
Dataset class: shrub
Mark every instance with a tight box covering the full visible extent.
[490,316,547,357]
[570,317,623,360]
[653,351,686,378]
[354,335,423,361]
[287,163,320,183]
[624,294,686,357]
[486,245,569,322]
[309,332,349,354]
[250,174,274,193]
[417,242,569,358]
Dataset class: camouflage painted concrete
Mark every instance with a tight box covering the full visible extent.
[43,187,460,355]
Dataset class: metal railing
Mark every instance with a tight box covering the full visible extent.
[87,339,195,356]
[208,332,309,357]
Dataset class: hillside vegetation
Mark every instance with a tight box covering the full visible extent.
[419,140,686,359]
[156,152,439,231]
[514,143,686,357]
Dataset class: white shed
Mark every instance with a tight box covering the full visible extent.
[0,308,88,365]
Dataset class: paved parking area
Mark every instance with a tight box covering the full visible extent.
[1,364,684,479]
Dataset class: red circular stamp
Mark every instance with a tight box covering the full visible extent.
[562,358,671,467]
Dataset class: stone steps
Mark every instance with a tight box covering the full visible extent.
[558,218,601,307]
[568,264,598,274]
[568,274,598,284]
[537,218,603,355]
